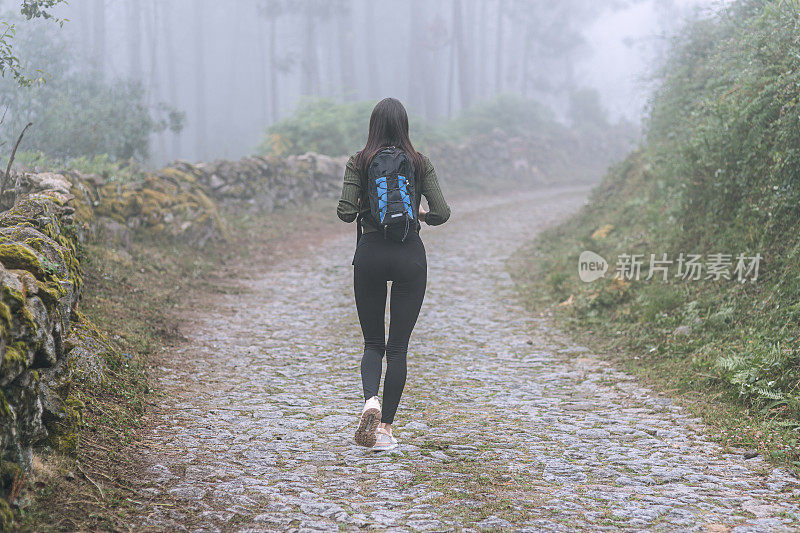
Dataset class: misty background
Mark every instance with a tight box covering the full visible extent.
[1,0,717,166]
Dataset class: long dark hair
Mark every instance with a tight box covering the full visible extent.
[355,98,425,183]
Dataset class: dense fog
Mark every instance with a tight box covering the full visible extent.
[2,0,716,165]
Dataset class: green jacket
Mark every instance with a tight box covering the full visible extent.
[336,154,451,234]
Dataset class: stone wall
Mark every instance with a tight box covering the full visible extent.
[165,152,348,212]
[0,175,83,523]
[64,166,227,247]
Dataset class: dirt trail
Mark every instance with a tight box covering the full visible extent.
[130,187,800,531]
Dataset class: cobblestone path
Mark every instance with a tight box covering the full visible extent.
[132,188,800,531]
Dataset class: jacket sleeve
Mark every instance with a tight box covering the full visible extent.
[420,156,451,226]
[337,155,360,223]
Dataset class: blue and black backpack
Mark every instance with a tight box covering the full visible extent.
[359,147,417,243]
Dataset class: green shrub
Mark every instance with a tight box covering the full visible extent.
[256,93,571,157]
[257,98,375,157]
[443,93,561,139]
[0,16,183,163]
[568,88,610,130]
[517,0,800,424]
[5,74,182,161]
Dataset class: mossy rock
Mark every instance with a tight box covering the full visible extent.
[0,343,32,388]
[141,188,174,207]
[0,244,45,280]
[46,394,83,453]
[0,227,70,282]
[34,280,68,307]
[0,302,12,333]
[1,282,25,312]
[0,497,12,531]
[95,188,144,221]
[0,461,21,492]
[191,189,217,212]
[158,167,196,184]
[67,184,96,225]
[0,390,11,418]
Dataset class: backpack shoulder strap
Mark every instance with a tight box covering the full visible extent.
[354,153,369,245]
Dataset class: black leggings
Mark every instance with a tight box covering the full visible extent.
[352,231,427,424]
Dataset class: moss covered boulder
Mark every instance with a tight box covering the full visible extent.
[0,192,83,492]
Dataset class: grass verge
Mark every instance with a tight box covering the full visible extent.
[508,157,800,474]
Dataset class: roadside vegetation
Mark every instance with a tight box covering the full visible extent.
[256,92,636,159]
[511,0,800,470]
[0,13,183,164]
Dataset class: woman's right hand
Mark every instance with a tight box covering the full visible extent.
[418,206,427,222]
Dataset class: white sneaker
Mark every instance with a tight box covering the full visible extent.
[354,396,381,447]
[372,427,398,451]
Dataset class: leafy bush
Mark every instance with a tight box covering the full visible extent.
[257,98,375,157]
[516,0,800,432]
[6,75,182,161]
[649,0,800,249]
[0,0,66,86]
[444,93,561,139]
[568,88,610,130]
[0,16,183,163]
[257,93,570,157]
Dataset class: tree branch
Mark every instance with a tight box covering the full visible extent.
[2,121,32,200]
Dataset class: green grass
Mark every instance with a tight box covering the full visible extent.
[510,0,800,473]
[510,152,800,473]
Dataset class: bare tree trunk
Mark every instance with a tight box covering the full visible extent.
[407,0,424,112]
[421,41,437,120]
[512,4,527,92]
[226,4,242,155]
[322,15,335,93]
[269,16,279,122]
[521,11,532,96]
[363,0,379,97]
[194,2,207,159]
[302,7,320,96]
[447,2,456,116]
[76,0,91,62]
[162,0,181,157]
[423,9,445,119]
[92,0,106,76]
[146,0,163,164]
[453,0,472,110]
[127,0,142,80]
[423,47,437,120]
[494,0,504,94]
[258,11,268,127]
[463,0,475,105]
[478,0,488,100]
[337,1,356,100]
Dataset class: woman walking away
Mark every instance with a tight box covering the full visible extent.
[337,98,451,451]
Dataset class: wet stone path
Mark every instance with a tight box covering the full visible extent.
[132,188,800,531]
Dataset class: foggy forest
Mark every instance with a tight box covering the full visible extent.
[1,0,706,164]
[3,0,800,530]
